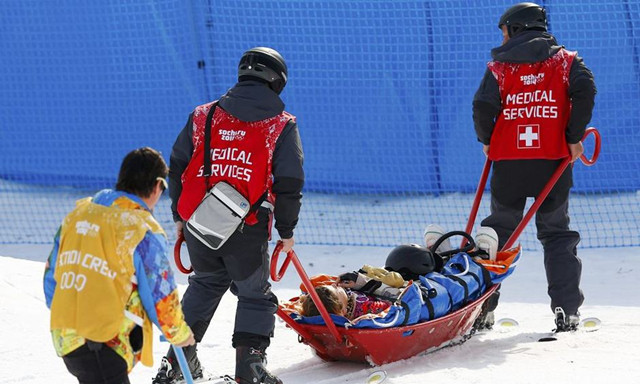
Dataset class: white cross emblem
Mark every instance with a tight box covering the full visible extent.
[517,125,540,149]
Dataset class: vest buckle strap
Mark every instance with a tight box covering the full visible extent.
[124,310,144,326]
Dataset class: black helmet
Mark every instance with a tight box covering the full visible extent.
[498,2,547,37]
[238,47,288,94]
[385,244,442,281]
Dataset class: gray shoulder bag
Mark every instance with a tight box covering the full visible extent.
[186,104,251,250]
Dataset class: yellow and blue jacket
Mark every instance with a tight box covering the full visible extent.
[43,189,190,372]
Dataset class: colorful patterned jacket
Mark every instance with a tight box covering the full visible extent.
[43,189,191,371]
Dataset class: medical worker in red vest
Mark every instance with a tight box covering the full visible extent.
[44,147,195,384]
[472,3,596,332]
[153,47,304,384]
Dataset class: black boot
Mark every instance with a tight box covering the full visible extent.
[152,345,203,384]
[152,357,178,384]
[474,289,500,331]
[474,310,495,331]
[554,307,580,333]
[235,346,282,384]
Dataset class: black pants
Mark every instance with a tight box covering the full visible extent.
[62,343,130,384]
[481,188,584,315]
[179,212,277,349]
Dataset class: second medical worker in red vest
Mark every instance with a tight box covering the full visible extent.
[472,3,596,332]
[153,47,304,384]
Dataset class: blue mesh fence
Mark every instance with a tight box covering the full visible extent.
[1,0,639,249]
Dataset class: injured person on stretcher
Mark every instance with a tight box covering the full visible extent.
[282,225,521,328]
[299,267,404,320]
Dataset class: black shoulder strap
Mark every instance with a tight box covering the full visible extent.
[203,103,218,187]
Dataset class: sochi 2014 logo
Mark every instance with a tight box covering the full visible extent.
[219,129,246,141]
[520,73,544,85]
[75,220,100,236]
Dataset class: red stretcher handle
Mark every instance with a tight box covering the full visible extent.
[174,232,193,274]
[463,158,492,242]
[464,127,601,250]
[271,241,343,343]
[579,127,601,166]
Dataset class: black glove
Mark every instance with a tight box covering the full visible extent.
[339,271,359,284]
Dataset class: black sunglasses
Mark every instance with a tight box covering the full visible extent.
[156,177,168,192]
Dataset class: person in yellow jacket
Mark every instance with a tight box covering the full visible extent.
[43,147,195,384]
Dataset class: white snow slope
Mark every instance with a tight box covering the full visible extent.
[1,243,639,384]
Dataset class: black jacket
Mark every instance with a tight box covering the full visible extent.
[472,31,596,200]
[169,81,304,239]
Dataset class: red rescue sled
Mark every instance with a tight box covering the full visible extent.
[271,243,499,365]
[267,128,600,365]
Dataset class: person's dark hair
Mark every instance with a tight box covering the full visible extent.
[115,147,168,198]
[300,286,343,317]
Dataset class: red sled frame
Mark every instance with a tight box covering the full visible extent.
[175,129,601,366]
[269,128,600,366]
[271,243,500,365]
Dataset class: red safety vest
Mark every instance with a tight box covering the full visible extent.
[177,102,293,224]
[487,49,576,161]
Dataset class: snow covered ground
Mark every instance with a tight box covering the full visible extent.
[1,242,639,384]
